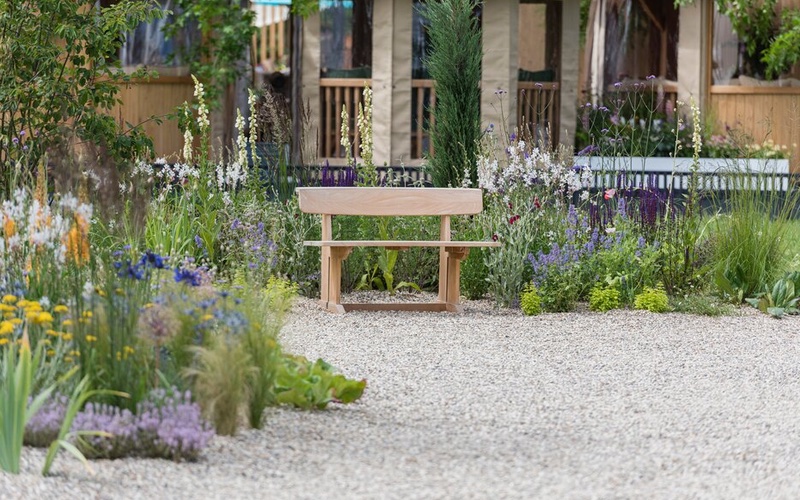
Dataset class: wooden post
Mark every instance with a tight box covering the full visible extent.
[444,247,469,312]
[320,214,332,307]
[327,246,352,314]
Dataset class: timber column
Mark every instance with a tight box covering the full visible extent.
[302,10,321,163]
[677,0,709,111]
[559,0,581,149]
[372,0,413,166]
[480,0,518,134]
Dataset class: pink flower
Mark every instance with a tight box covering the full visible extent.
[604,189,616,200]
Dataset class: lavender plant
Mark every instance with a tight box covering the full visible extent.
[26,387,214,461]
[473,126,591,307]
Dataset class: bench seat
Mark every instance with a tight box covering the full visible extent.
[297,187,499,313]
[304,240,500,248]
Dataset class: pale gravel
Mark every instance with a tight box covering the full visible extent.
[3,291,800,499]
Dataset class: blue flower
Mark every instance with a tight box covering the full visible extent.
[140,250,168,270]
[174,267,202,287]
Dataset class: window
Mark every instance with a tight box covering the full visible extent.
[119,0,198,68]
[518,0,561,83]
[320,0,373,78]
[711,3,800,85]
[584,0,678,96]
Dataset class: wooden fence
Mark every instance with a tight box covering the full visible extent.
[110,75,195,159]
[709,86,800,168]
[411,79,435,159]
[318,78,370,159]
[517,82,560,145]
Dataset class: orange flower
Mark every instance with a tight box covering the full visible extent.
[65,214,90,266]
[3,216,15,238]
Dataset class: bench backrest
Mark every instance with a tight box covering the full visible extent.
[296,187,484,216]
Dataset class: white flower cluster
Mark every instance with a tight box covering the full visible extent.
[248,89,259,168]
[0,190,92,270]
[192,75,210,133]
[235,109,248,170]
[357,86,373,165]
[214,161,247,192]
[183,128,194,163]
[477,140,591,202]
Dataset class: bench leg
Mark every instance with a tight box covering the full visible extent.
[323,246,352,314]
[442,247,469,312]
[319,246,331,306]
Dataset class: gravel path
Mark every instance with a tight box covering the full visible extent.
[3,293,800,499]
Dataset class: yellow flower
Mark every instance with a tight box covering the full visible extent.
[62,333,73,341]
[53,304,68,314]
[85,335,97,342]
[200,313,214,322]
[33,311,54,325]
[23,302,42,313]
[16,299,30,308]
[123,345,135,355]
[64,356,74,363]
[82,311,93,318]
[0,338,8,346]
[69,350,80,357]
[96,288,107,298]
[9,318,22,325]
[1,295,17,304]
[45,329,59,337]
[46,349,55,356]
[116,351,121,361]
[0,321,14,336]
[3,312,14,319]
[0,304,16,312]
[62,319,73,326]
[42,339,51,345]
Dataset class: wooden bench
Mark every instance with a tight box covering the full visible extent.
[297,187,500,313]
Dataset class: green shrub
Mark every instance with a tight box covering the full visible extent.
[712,168,799,303]
[633,286,670,313]
[670,294,736,316]
[461,248,490,300]
[589,285,621,312]
[520,284,542,316]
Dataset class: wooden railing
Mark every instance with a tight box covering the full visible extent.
[252,5,289,69]
[319,78,371,159]
[320,79,564,161]
[411,79,436,159]
[517,82,560,145]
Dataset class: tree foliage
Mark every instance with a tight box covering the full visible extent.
[0,0,163,195]
[421,0,482,188]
